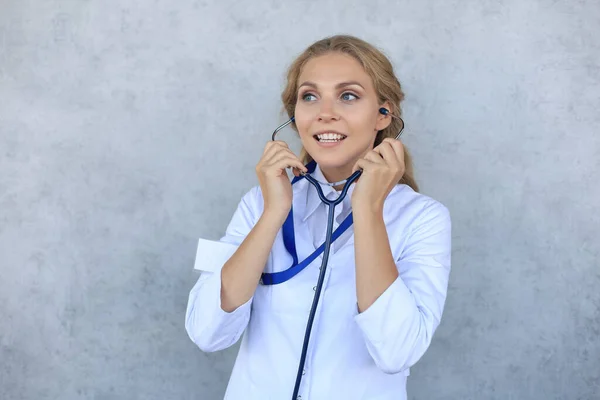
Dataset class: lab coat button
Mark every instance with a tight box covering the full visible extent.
[312,286,316,291]
[302,369,306,375]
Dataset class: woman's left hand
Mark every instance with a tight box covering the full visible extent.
[351,138,406,212]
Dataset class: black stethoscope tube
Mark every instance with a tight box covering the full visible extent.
[270,108,403,398]
[290,171,360,399]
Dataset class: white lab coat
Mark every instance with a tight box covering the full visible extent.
[186,165,452,399]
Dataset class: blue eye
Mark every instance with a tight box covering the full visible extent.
[302,93,317,101]
[341,92,359,101]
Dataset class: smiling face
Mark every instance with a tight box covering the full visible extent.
[294,52,391,182]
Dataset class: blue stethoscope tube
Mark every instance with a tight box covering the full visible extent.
[270,107,404,399]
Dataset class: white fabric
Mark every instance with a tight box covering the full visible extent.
[185,164,452,400]
[193,238,238,272]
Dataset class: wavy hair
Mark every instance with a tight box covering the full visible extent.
[280,35,418,191]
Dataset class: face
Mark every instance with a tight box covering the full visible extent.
[294,52,391,180]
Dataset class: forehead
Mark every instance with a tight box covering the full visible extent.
[298,52,373,88]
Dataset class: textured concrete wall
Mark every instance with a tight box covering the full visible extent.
[1,1,598,399]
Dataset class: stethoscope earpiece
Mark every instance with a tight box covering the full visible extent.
[378,107,404,139]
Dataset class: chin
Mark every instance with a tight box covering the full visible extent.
[309,154,352,171]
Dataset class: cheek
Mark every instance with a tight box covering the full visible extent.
[293,118,308,139]
[293,107,313,138]
[346,109,377,136]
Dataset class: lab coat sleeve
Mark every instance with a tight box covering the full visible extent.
[353,200,451,374]
[185,186,262,353]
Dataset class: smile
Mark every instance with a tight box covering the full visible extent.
[313,132,347,143]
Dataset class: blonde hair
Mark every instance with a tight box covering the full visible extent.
[281,35,419,192]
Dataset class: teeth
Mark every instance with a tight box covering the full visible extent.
[317,133,346,142]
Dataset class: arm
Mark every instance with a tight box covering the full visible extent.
[185,188,285,352]
[353,204,400,313]
[220,210,286,312]
[185,140,306,353]
[353,201,452,374]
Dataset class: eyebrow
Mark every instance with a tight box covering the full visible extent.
[298,81,365,90]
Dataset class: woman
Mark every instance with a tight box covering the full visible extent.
[185,35,452,399]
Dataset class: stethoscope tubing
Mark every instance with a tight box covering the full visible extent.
[290,170,360,399]
[269,109,403,398]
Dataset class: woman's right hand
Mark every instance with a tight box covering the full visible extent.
[255,141,307,221]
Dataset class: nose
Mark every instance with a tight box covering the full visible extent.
[317,98,339,122]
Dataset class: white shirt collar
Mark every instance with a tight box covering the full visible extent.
[302,163,355,222]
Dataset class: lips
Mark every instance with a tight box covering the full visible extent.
[313,132,347,143]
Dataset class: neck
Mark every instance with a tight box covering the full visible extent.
[320,165,355,190]
[317,148,371,189]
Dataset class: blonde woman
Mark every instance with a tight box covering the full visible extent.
[186,35,452,400]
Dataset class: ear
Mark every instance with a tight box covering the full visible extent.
[375,101,393,131]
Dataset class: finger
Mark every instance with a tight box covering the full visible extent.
[262,141,290,160]
[263,140,289,158]
[262,141,278,155]
[292,166,306,177]
[270,156,307,175]
[262,146,296,168]
[376,141,405,178]
[352,157,375,173]
[382,138,406,171]
[381,138,404,161]
[374,142,398,166]
[267,148,303,168]
[272,140,289,149]
[267,151,306,170]
[262,143,280,161]
[364,150,386,164]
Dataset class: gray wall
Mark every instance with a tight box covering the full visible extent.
[1,0,599,399]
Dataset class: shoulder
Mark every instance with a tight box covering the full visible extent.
[236,178,308,223]
[222,185,265,237]
[384,184,451,231]
[384,185,451,260]
[241,184,264,204]
[238,185,265,217]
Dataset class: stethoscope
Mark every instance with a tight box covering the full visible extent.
[266,107,404,399]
